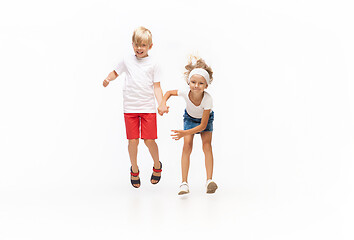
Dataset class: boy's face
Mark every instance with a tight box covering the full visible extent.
[132,42,152,58]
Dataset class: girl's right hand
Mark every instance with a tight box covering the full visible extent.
[103,79,110,87]
[171,130,186,140]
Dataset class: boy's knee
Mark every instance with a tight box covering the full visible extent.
[129,139,139,146]
[144,139,156,147]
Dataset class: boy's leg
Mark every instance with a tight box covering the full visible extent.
[128,139,140,173]
[128,139,140,188]
[181,134,194,183]
[144,139,161,183]
[140,113,161,183]
[124,113,140,187]
[144,139,160,166]
[201,131,213,180]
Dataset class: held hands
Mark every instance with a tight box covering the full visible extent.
[171,130,186,140]
[103,78,110,87]
[158,104,169,116]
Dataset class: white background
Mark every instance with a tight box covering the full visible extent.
[1,0,354,239]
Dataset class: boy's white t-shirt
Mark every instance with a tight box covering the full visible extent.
[114,55,162,113]
[177,89,213,119]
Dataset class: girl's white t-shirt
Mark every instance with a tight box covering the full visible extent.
[114,55,162,113]
[177,89,213,119]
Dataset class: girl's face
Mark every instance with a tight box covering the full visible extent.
[132,42,152,58]
[189,74,208,93]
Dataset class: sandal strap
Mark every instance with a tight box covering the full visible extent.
[151,175,161,181]
[153,168,162,173]
[152,161,162,172]
[131,179,140,184]
[130,167,139,176]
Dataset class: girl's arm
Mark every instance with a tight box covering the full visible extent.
[158,90,178,115]
[161,90,178,104]
[103,70,119,87]
[171,109,211,140]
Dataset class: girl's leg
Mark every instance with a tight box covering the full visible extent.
[201,132,213,180]
[144,139,161,183]
[181,134,194,183]
[128,139,140,187]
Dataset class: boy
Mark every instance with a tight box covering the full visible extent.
[103,26,167,188]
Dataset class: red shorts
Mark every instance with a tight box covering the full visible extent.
[124,113,157,139]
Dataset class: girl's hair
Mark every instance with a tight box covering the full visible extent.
[184,55,213,84]
[132,26,152,46]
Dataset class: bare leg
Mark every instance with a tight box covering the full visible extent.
[144,139,161,184]
[128,139,140,187]
[181,134,194,183]
[201,132,213,180]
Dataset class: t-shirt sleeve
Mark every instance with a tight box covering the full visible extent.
[113,58,126,75]
[177,89,187,98]
[153,63,162,83]
[203,94,213,110]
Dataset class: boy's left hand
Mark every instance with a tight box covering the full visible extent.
[171,130,186,140]
[158,105,169,116]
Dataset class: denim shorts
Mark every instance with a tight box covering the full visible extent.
[183,109,214,134]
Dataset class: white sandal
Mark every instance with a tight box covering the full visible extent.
[206,179,218,194]
[178,182,190,195]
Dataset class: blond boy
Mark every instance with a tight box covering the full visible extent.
[103,27,167,188]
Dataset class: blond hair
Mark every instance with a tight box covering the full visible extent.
[184,55,213,84]
[132,26,152,46]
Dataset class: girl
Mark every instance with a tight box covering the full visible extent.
[158,56,218,195]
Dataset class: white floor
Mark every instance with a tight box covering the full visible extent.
[1,157,353,240]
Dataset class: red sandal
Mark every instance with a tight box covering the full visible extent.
[150,161,162,184]
[130,167,140,188]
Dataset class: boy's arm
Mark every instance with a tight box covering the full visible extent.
[158,90,178,115]
[171,110,211,140]
[103,70,119,87]
[153,82,163,106]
